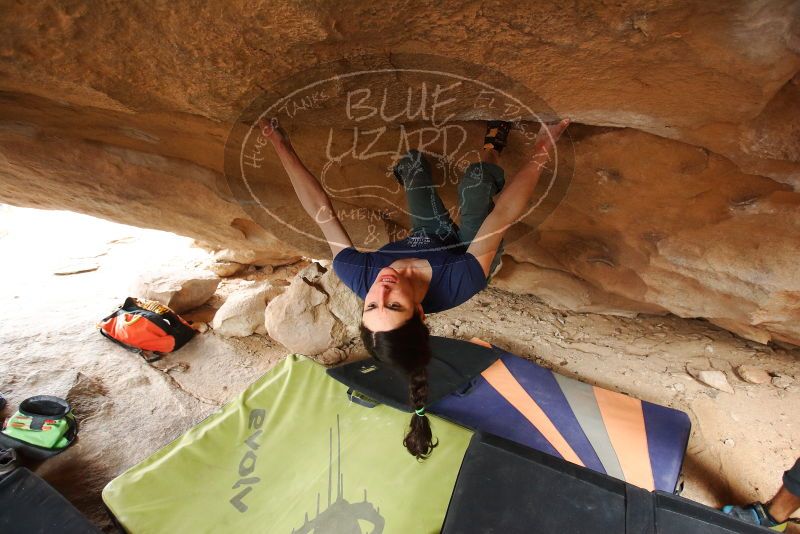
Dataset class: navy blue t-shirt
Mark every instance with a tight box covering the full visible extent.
[333,235,487,313]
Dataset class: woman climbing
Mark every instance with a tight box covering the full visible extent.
[262,116,570,459]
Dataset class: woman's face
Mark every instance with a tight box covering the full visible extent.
[361,267,420,332]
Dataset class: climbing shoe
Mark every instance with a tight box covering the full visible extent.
[0,396,77,461]
[721,502,787,532]
[483,120,514,153]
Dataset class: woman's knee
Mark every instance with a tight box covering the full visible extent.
[462,161,505,191]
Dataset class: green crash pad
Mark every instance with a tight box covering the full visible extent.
[103,355,472,533]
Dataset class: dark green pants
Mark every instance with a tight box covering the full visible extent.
[786,458,800,497]
[394,149,504,275]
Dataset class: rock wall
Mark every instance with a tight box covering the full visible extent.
[0,1,798,344]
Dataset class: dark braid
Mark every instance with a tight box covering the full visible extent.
[360,312,438,460]
[404,366,436,459]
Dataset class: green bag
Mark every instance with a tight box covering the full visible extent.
[0,396,77,460]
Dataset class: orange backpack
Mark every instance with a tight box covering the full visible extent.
[99,297,196,362]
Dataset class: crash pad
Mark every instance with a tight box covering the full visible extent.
[442,432,764,534]
[103,355,472,534]
[330,339,690,493]
[0,467,101,534]
[327,336,500,412]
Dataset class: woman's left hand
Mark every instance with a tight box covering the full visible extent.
[533,118,570,160]
[257,117,286,144]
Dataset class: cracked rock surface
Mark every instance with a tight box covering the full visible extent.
[1,1,799,344]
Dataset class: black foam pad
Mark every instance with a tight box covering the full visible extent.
[327,336,500,412]
[443,432,627,533]
[442,432,766,534]
[653,492,767,534]
[0,467,101,534]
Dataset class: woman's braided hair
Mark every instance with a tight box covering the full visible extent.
[360,312,437,459]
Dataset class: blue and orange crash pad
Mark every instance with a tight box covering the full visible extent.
[329,337,691,493]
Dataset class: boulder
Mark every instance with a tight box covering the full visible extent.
[208,247,297,269]
[53,259,100,276]
[319,268,362,339]
[694,370,734,394]
[264,263,356,358]
[211,282,279,338]
[771,373,795,389]
[736,365,772,385]
[208,260,247,278]
[131,270,220,313]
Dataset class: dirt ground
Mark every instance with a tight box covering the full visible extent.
[0,205,798,531]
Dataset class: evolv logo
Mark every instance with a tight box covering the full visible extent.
[229,408,266,513]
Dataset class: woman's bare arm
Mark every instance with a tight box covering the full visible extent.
[467,119,570,276]
[262,119,353,257]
